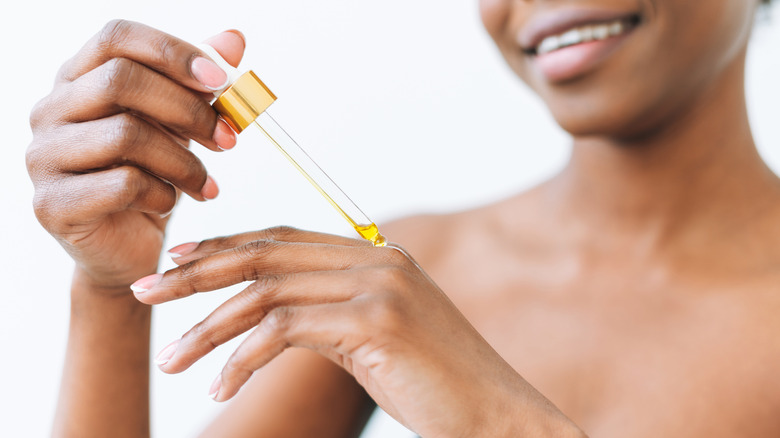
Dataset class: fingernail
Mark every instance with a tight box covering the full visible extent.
[208,374,222,400]
[224,29,246,48]
[155,340,179,366]
[191,56,229,91]
[213,120,236,151]
[130,273,163,294]
[168,242,199,259]
[201,175,219,200]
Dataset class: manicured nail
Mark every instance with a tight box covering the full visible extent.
[213,119,237,151]
[191,56,229,91]
[130,274,163,294]
[208,374,222,400]
[224,29,246,48]
[168,242,199,259]
[155,340,179,366]
[201,175,219,200]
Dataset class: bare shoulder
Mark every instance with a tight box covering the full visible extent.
[380,212,462,271]
[378,186,546,284]
[380,206,498,273]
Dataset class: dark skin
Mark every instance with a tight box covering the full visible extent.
[27,0,780,436]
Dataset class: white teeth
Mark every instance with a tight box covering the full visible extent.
[537,36,560,55]
[531,19,631,55]
[592,25,610,40]
[580,27,593,41]
[558,29,583,47]
[609,22,624,36]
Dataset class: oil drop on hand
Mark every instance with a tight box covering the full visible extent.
[199,45,387,247]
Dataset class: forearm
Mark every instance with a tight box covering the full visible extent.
[52,268,152,438]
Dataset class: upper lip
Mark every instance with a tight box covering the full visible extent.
[517,7,641,53]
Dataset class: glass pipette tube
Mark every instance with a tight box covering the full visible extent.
[253,111,387,247]
[196,44,386,245]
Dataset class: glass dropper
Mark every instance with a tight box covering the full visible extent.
[199,45,387,247]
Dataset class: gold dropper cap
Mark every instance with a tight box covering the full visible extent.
[213,70,277,133]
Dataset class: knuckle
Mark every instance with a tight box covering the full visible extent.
[112,165,146,205]
[179,152,207,188]
[159,185,178,213]
[31,186,69,237]
[24,142,58,186]
[108,113,145,156]
[375,265,410,286]
[97,19,133,53]
[29,96,51,132]
[25,139,45,177]
[55,60,73,83]
[184,321,219,352]
[265,225,300,241]
[181,96,216,134]
[246,274,285,301]
[101,57,136,99]
[261,306,295,335]
[150,34,182,68]
[198,235,230,252]
[223,353,254,378]
[177,258,204,281]
[239,239,276,259]
[31,188,55,227]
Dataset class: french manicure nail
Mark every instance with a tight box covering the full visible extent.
[214,120,237,151]
[191,56,229,91]
[155,340,179,366]
[201,175,219,200]
[208,374,222,400]
[168,242,199,259]
[130,274,163,294]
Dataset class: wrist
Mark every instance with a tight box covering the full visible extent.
[473,375,588,438]
[72,265,154,297]
[71,267,152,319]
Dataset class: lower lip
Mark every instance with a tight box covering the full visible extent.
[532,30,634,83]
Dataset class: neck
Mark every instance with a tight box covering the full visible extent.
[545,50,778,254]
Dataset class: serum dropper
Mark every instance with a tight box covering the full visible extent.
[199,44,387,247]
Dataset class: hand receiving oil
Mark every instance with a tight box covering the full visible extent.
[131,226,582,437]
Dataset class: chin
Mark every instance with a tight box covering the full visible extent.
[539,80,663,140]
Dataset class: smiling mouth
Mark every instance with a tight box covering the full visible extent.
[524,15,641,56]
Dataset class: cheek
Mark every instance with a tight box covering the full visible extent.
[479,0,511,39]
[663,0,755,70]
[479,0,534,85]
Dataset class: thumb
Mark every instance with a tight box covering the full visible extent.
[203,29,246,68]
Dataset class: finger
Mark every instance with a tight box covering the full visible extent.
[213,301,369,402]
[184,31,247,103]
[135,239,390,304]
[168,226,372,265]
[203,30,245,68]
[58,20,245,93]
[33,167,176,233]
[49,59,222,150]
[29,114,210,201]
[158,269,367,373]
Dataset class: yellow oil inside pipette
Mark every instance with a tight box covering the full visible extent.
[253,120,387,247]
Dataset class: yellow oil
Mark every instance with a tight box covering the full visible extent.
[354,223,387,247]
[254,120,387,247]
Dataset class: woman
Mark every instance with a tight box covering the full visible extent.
[26,0,780,436]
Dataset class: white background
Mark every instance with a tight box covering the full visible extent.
[1,1,778,436]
